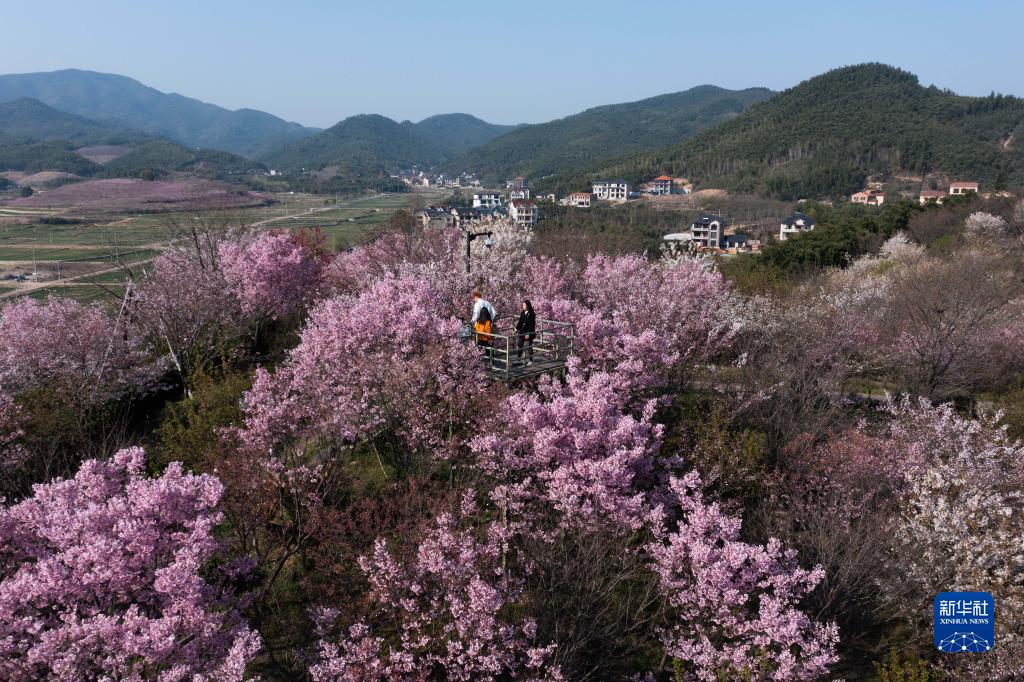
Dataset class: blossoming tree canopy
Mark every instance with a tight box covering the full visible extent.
[240,274,488,464]
[0,447,260,680]
[219,230,323,320]
[312,513,560,681]
[0,295,156,402]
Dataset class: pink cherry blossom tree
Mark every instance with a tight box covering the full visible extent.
[550,254,737,394]
[239,274,489,474]
[650,472,839,680]
[0,447,260,680]
[311,512,560,681]
[0,295,157,405]
[219,230,322,320]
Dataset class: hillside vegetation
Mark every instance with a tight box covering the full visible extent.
[0,69,315,157]
[0,98,151,146]
[407,113,518,154]
[101,141,261,179]
[571,64,1024,199]
[441,85,772,182]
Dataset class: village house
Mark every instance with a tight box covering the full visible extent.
[779,211,816,241]
[507,176,529,190]
[534,192,556,203]
[450,207,482,226]
[414,207,456,230]
[949,181,979,196]
[919,189,946,205]
[650,175,673,196]
[690,214,726,249]
[472,192,503,209]
[508,199,538,226]
[563,191,593,208]
[508,188,531,200]
[851,190,885,206]
[592,179,630,202]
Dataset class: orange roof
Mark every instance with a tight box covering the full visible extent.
[653,175,672,181]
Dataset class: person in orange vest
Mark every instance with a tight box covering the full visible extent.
[471,291,496,347]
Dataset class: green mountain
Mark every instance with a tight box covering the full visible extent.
[0,69,315,157]
[101,140,262,179]
[440,85,773,182]
[578,64,1024,199]
[407,113,518,155]
[260,113,449,170]
[0,139,101,175]
[0,98,150,146]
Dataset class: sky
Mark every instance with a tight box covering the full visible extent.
[1,0,1022,128]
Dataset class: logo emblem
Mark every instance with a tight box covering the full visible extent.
[934,592,994,652]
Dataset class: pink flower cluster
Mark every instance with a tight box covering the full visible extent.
[219,230,322,320]
[240,274,487,463]
[0,448,260,680]
[649,473,839,680]
[311,512,560,681]
[0,296,157,404]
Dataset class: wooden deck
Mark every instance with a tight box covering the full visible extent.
[473,317,574,382]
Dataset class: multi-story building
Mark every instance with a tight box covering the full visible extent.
[949,181,979,196]
[851,190,885,206]
[690,214,726,249]
[508,188,531,200]
[650,175,673,195]
[472,192,503,209]
[508,199,538,226]
[592,179,630,202]
[507,176,529,190]
[779,211,816,241]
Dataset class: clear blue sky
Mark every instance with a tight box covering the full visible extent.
[1,0,1021,128]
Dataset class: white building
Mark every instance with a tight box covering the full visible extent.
[564,192,592,208]
[779,212,816,241]
[592,179,630,202]
[508,199,538,226]
[509,188,531,200]
[690,214,726,249]
[949,181,979,196]
[650,175,673,195]
[472,192,503,209]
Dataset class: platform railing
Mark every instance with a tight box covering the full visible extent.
[471,317,574,380]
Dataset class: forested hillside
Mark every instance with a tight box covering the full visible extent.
[571,64,1024,199]
[260,114,449,171]
[408,113,518,154]
[440,85,772,182]
[0,98,151,146]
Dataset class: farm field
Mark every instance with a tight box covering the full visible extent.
[0,189,448,300]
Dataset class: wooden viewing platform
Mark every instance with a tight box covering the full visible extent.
[468,317,574,381]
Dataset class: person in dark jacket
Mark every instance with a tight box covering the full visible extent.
[515,299,536,365]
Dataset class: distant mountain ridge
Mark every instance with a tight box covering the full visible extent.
[0,69,315,157]
[575,64,1024,199]
[440,85,773,183]
[262,113,519,173]
[407,114,519,155]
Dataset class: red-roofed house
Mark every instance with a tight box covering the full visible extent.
[949,181,979,196]
[919,189,946,205]
[650,175,673,195]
